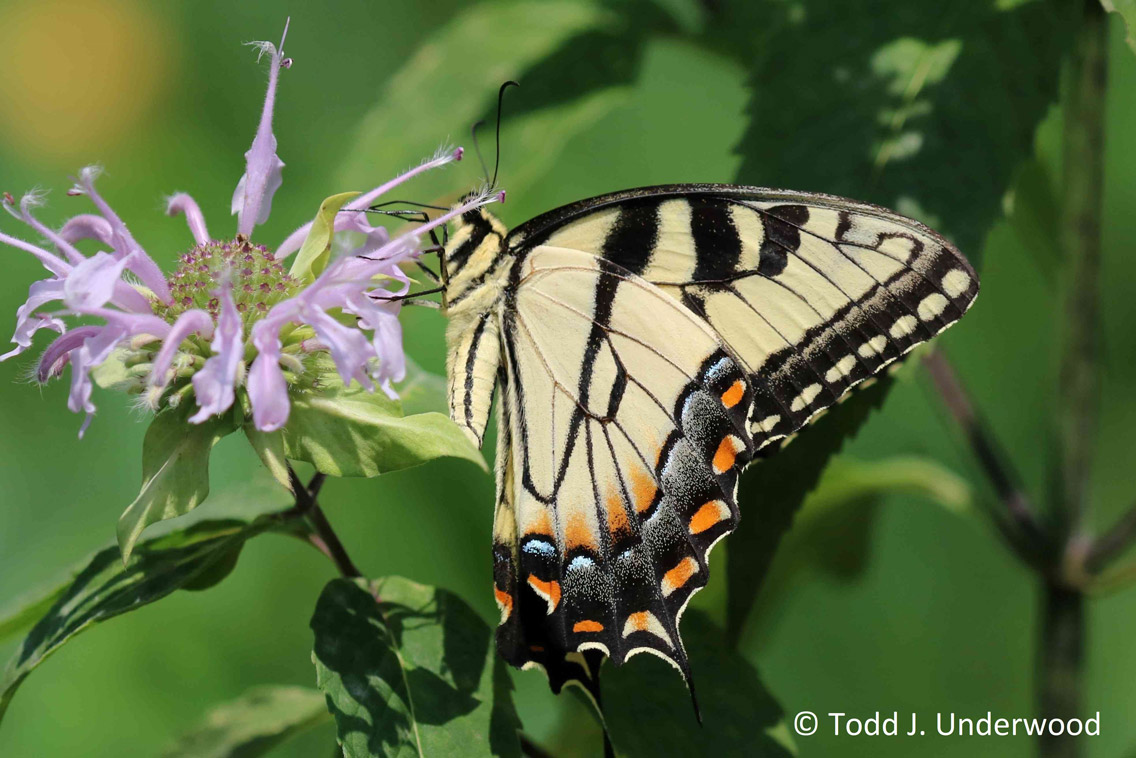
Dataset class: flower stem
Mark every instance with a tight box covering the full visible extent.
[923,350,1045,566]
[1041,0,1108,755]
[286,466,364,579]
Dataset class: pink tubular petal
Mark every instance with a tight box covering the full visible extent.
[0,229,71,277]
[1,278,66,361]
[67,325,126,438]
[149,309,215,390]
[166,193,211,245]
[304,305,374,389]
[233,20,289,236]
[75,167,172,302]
[189,286,242,423]
[37,325,100,382]
[274,146,462,259]
[370,309,405,385]
[247,319,291,431]
[63,251,130,310]
[17,193,87,265]
[59,214,114,247]
[77,307,172,340]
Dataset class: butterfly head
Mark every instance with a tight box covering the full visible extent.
[440,195,509,314]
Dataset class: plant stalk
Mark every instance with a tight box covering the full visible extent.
[1041,1,1108,756]
[286,466,364,579]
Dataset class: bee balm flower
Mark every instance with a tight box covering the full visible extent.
[1,22,495,437]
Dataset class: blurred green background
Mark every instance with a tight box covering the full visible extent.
[0,0,1134,755]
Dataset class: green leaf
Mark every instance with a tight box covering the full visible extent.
[730,0,1072,262]
[726,376,894,642]
[603,611,795,757]
[117,403,239,562]
[1102,0,1136,53]
[395,358,450,416]
[496,86,628,194]
[0,582,69,646]
[335,0,612,198]
[0,518,271,724]
[310,577,521,758]
[243,424,294,494]
[282,385,487,477]
[744,455,970,640]
[289,192,361,283]
[161,685,331,758]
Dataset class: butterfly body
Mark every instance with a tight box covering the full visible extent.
[439,184,979,699]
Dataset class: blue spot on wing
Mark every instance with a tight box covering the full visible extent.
[523,539,556,557]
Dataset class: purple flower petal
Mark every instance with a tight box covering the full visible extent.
[0,228,71,277]
[233,20,289,237]
[304,305,374,389]
[1,278,66,361]
[63,251,130,311]
[37,325,101,383]
[149,309,215,391]
[248,321,291,431]
[59,214,114,247]
[166,193,211,246]
[190,285,243,423]
[74,166,172,302]
[275,146,462,259]
[16,192,87,265]
[66,325,127,438]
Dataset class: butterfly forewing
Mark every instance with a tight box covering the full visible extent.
[509,185,979,451]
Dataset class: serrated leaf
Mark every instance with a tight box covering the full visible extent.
[282,385,486,478]
[290,192,361,283]
[161,685,331,758]
[730,0,1071,262]
[0,518,271,724]
[726,377,894,642]
[603,612,794,757]
[310,577,521,758]
[116,403,238,562]
[335,0,611,198]
[1102,0,1136,53]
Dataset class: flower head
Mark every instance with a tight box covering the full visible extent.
[1,21,493,437]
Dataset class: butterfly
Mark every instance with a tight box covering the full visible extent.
[433,183,978,703]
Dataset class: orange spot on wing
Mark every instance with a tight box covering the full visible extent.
[626,611,650,632]
[713,436,739,474]
[565,512,597,551]
[690,500,726,535]
[630,465,658,514]
[493,586,513,619]
[721,380,745,409]
[605,487,630,537]
[573,620,604,633]
[527,509,553,537]
[661,557,699,597]
[527,576,562,611]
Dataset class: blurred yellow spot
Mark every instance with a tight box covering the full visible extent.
[0,0,172,166]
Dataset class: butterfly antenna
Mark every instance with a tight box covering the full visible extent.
[491,80,520,188]
[470,119,490,185]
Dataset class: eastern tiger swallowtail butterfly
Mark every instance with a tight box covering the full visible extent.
[434,183,978,704]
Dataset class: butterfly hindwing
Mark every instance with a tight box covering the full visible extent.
[488,247,753,695]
